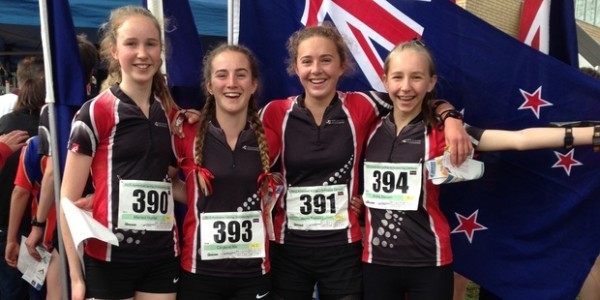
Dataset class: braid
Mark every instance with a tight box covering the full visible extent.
[194,96,215,196]
[248,104,270,173]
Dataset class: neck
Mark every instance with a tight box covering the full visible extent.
[216,109,249,150]
[393,108,422,135]
[119,79,152,107]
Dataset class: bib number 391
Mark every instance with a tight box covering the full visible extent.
[118,180,174,231]
[286,184,349,231]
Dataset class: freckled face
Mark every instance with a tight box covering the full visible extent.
[383,49,437,117]
[206,50,257,117]
[295,36,345,103]
[111,15,162,88]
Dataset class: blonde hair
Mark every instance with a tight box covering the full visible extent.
[99,5,177,113]
[194,43,270,196]
[384,40,437,128]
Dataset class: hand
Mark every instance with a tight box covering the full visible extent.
[172,109,201,138]
[73,194,94,211]
[350,196,365,218]
[443,118,473,166]
[25,227,43,261]
[0,130,28,152]
[4,241,20,268]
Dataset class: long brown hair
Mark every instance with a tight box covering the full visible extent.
[194,43,270,196]
[13,56,45,113]
[99,5,177,114]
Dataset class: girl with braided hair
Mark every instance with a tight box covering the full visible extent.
[173,43,274,300]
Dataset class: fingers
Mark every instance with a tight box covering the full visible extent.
[1,130,29,152]
[172,110,186,138]
[350,196,365,218]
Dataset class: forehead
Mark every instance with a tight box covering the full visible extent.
[297,36,338,57]
[211,51,250,71]
[116,15,159,39]
[387,48,430,72]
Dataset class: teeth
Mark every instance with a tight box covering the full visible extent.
[136,64,150,69]
[310,79,325,84]
[398,95,415,100]
[224,93,241,97]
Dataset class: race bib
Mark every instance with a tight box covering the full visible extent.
[286,184,349,230]
[118,180,174,231]
[363,161,422,211]
[200,211,265,260]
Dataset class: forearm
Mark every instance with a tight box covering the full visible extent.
[59,205,84,283]
[7,186,31,243]
[36,160,55,222]
[478,127,595,151]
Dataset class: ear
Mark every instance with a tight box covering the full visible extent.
[111,43,118,60]
[205,80,213,95]
[251,78,258,94]
[382,74,390,92]
[427,74,437,92]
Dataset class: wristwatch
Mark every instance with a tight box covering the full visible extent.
[30,216,46,227]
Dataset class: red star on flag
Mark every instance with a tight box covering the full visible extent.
[451,210,488,243]
[518,86,553,119]
[552,149,583,176]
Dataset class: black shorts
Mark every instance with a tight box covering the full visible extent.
[363,263,453,300]
[177,270,271,300]
[270,242,362,299]
[84,254,179,299]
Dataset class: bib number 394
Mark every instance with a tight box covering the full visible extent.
[363,162,422,211]
[118,180,174,231]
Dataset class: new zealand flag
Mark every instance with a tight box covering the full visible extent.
[237,0,600,298]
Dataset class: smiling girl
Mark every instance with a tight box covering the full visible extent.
[59,6,185,300]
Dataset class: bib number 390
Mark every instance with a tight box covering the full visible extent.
[118,180,174,231]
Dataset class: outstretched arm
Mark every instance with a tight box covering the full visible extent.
[477,127,595,152]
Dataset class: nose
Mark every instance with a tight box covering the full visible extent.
[309,61,322,74]
[137,45,149,59]
[226,74,237,87]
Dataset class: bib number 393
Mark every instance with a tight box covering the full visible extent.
[200,211,265,260]
[286,184,349,230]
[118,180,174,231]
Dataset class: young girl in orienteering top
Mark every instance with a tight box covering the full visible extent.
[59,6,185,300]
[260,24,472,300]
[361,40,599,300]
[173,44,274,300]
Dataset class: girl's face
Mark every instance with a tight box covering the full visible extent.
[111,15,161,87]
[295,36,345,103]
[207,50,257,117]
[383,49,437,117]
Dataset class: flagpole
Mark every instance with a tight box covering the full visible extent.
[228,0,234,44]
[146,0,167,75]
[38,0,69,299]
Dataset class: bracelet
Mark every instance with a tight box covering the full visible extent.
[564,127,574,149]
[30,216,46,227]
[440,109,464,124]
[593,125,600,152]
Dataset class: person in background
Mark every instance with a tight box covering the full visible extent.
[0,55,45,300]
[260,24,471,300]
[59,6,185,300]
[0,56,46,118]
[6,34,98,300]
[361,39,599,300]
[0,130,28,170]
